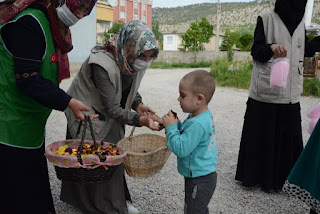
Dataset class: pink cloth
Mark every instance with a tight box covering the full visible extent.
[307,101,320,119]
[270,57,290,88]
[308,118,319,134]
[307,101,320,134]
[45,139,127,169]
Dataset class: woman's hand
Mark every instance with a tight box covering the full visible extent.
[162,110,178,127]
[68,98,98,121]
[270,44,287,58]
[136,103,155,116]
[139,115,163,131]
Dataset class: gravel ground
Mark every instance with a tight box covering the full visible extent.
[45,67,318,214]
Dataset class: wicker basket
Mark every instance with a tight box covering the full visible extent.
[118,127,171,178]
[54,164,118,183]
[46,116,125,183]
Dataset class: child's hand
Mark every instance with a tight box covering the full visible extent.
[162,110,178,127]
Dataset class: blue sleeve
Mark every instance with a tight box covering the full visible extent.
[165,121,204,158]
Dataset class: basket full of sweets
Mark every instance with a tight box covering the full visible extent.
[46,116,127,183]
[118,123,172,179]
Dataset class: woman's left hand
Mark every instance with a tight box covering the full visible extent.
[139,115,163,131]
[136,103,155,116]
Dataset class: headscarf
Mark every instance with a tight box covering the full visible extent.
[274,0,308,36]
[0,0,97,82]
[92,20,159,75]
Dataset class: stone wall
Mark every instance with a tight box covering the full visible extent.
[155,51,251,63]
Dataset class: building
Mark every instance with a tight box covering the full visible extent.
[163,25,225,51]
[96,0,117,44]
[68,7,97,62]
[113,0,153,28]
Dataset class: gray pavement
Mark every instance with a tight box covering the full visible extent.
[46,68,317,214]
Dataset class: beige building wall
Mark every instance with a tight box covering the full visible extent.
[97,6,114,21]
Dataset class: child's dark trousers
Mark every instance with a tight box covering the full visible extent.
[184,171,217,214]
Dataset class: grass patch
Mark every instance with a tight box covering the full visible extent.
[150,58,320,97]
[209,58,320,97]
[210,58,252,89]
[150,60,212,69]
[302,78,320,97]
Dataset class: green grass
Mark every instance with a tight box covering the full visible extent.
[151,58,320,97]
[210,58,253,89]
[302,78,320,97]
[209,58,320,97]
[150,60,212,69]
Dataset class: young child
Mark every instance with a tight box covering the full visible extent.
[162,70,218,214]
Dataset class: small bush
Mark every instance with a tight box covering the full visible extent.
[150,60,212,69]
[210,58,320,97]
[210,58,252,89]
[302,78,320,97]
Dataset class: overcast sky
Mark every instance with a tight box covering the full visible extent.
[152,0,255,8]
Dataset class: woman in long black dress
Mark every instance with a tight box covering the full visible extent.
[235,0,320,192]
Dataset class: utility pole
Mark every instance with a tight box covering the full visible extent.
[305,0,315,27]
[216,0,221,52]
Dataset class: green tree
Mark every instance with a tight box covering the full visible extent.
[152,20,162,40]
[220,30,253,52]
[108,20,124,34]
[219,30,239,51]
[152,20,163,50]
[104,21,125,44]
[181,17,213,51]
[238,33,253,51]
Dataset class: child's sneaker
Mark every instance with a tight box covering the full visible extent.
[127,201,139,214]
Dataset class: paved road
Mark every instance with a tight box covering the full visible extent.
[46,68,317,213]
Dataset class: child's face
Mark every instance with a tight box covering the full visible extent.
[178,79,199,114]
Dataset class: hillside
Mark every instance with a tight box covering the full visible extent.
[153,0,320,33]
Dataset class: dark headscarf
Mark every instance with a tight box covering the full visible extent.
[274,0,308,35]
[0,0,97,82]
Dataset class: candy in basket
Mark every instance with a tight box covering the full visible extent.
[45,115,127,183]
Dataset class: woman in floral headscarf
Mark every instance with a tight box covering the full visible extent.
[62,20,161,214]
[0,0,97,213]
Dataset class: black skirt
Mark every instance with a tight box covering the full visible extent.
[235,97,303,192]
[0,142,56,214]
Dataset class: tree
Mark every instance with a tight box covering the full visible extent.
[238,33,253,51]
[219,29,239,51]
[152,20,163,50]
[152,20,162,40]
[108,20,125,34]
[103,21,125,44]
[181,17,213,51]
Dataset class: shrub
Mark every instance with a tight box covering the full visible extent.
[210,58,252,89]
[302,78,320,97]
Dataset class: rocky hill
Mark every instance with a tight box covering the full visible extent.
[153,0,320,33]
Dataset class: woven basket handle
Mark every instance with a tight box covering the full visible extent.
[77,115,106,165]
[128,126,136,141]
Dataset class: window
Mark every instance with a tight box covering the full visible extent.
[120,11,125,19]
[167,36,173,44]
[142,15,146,22]
[120,0,125,6]
[133,14,138,20]
[134,1,138,9]
[142,4,145,10]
